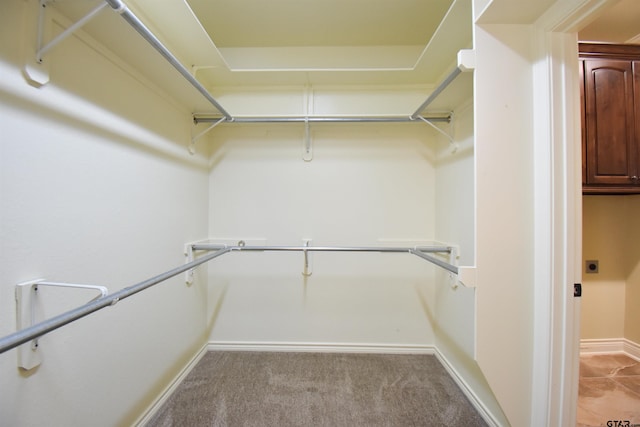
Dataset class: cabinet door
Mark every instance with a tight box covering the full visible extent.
[636,60,640,164]
[583,59,638,186]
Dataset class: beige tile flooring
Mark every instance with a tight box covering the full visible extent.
[577,353,640,427]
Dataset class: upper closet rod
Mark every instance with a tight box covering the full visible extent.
[0,247,231,355]
[194,115,451,125]
[104,0,233,120]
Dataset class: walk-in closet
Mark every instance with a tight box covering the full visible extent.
[0,0,616,425]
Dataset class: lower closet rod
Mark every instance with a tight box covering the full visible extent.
[0,248,231,355]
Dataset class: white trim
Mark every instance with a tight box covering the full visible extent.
[432,350,501,427]
[530,25,583,427]
[625,339,640,361]
[134,344,209,426]
[530,0,622,425]
[580,338,626,354]
[207,341,436,354]
[580,338,640,361]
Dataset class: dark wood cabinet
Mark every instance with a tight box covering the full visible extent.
[580,43,640,194]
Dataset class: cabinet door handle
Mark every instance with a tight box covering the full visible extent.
[632,176,639,181]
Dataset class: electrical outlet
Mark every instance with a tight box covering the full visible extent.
[585,260,599,274]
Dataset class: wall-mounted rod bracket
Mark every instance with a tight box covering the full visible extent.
[184,243,195,285]
[190,116,226,154]
[36,0,109,63]
[302,239,313,276]
[303,117,313,161]
[1,247,232,356]
[34,281,108,300]
[415,114,458,152]
[185,241,227,284]
[15,279,109,370]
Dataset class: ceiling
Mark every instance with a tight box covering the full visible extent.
[578,0,640,44]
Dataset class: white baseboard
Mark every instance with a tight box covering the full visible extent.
[207,340,436,354]
[580,338,640,361]
[134,344,209,426]
[625,339,640,361]
[432,350,502,427]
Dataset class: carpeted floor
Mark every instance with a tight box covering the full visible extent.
[146,351,488,426]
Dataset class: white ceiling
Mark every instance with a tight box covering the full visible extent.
[578,0,640,44]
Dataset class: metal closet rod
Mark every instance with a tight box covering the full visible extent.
[93,1,463,128]
[193,115,452,125]
[104,0,233,120]
[0,247,231,355]
[411,66,462,119]
[0,243,458,355]
[191,243,458,275]
[102,0,457,126]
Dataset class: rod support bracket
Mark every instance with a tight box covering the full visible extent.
[190,116,226,154]
[302,239,313,276]
[448,246,459,289]
[15,279,109,370]
[184,241,200,284]
[457,49,476,72]
[23,0,52,86]
[416,114,457,152]
[302,118,313,161]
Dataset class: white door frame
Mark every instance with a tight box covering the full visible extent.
[532,0,617,425]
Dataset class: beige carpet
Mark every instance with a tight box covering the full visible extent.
[147,351,488,426]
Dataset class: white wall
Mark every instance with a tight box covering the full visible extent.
[204,119,441,347]
[434,102,476,360]
[473,21,536,427]
[199,83,469,349]
[0,1,209,425]
[433,101,509,425]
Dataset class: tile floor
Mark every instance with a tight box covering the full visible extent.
[577,353,640,427]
